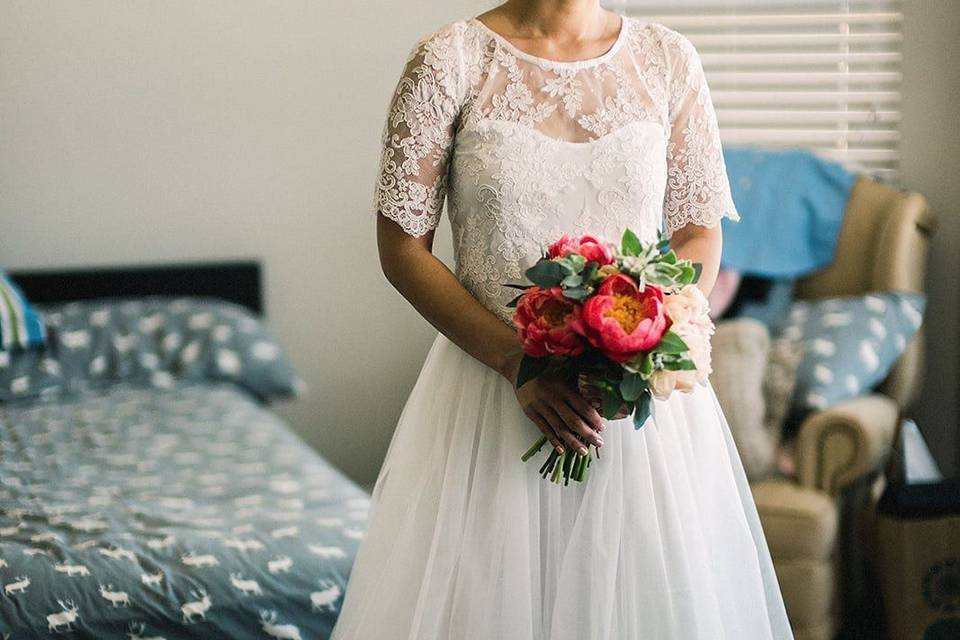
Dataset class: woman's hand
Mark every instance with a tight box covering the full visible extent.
[503,357,605,456]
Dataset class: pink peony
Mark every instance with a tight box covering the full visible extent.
[547,234,615,266]
[573,274,669,363]
[512,287,585,358]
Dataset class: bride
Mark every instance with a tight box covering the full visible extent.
[332,1,793,638]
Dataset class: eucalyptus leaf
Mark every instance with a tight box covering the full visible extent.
[619,372,645,402]
[562,274,583,288]
[506,293,524,308]
[601,387,624,420]
[503,283,533,291]
[633,392,652,430]
[525,260,566,288]
[562,286,592,301]
[692,262,703,284]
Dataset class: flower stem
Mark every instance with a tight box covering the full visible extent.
[521,436,549,462]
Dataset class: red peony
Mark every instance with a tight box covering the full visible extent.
[513,287,585,358]
[546,234,615,266]
[574,273,669,363]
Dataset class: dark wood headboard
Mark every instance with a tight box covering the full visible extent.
[9,261,263,315]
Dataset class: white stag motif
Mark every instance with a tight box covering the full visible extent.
[223,538,264,552]
[181,552,219,568]
[267,555,292,574]
[54,562,91,577]
[0,558,7,569]
[271,526,299,539]
[259,610,302,640]
[146,535,176,550]
[99,546,137,562]
[310,581,343,612]
[141,571,164,588]
[4,576,30,595]
[22,548,49,558]
[98,584,131,607]
[127,621,167,640]
[0,522,24,537]
[180,589,212,623]
[30,531,61,543]
[308,544,346,559]
[229,573,263,596]
[46,600,80,633]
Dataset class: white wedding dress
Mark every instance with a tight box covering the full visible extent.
[332,15,793,640]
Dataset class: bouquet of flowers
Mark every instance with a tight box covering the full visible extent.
[508,229,715,485]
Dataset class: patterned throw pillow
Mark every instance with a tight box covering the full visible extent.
[1,297,303,402]
[0,270,46,350]
[781,291,925,414]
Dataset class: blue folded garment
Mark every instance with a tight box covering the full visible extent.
[720,146,858,278]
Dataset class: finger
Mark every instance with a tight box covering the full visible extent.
[524,408,565,453]
[554,401,604,449]
[537,404,587,455]
[563,391,605,433]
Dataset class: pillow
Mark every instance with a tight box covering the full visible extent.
[781,291,925,414]
[33,297,302,401]
[710,318,777,480]
[0,270,47,350]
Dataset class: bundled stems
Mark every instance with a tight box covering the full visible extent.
[521,436,594,484]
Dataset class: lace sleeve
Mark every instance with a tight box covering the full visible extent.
[374,27,464,237]
[661,30,740,236]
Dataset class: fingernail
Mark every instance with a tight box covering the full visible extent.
[556,445,564,453]
[596,438,604,447]
[579,447,588,456]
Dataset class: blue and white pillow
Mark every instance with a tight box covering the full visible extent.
[1,297,303,402]
[781,291,925,413]
[0,270,46,350]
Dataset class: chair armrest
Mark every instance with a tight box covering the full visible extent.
[795,394,899,495]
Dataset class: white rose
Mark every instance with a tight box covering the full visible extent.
[648,369,697,400]
[664,285,710,329]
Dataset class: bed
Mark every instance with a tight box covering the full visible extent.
[0,263,367,639]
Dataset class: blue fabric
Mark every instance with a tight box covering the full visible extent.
[720,146,858,278]
[0,381,367,639]
[0,269,46,350]
[781,291,925,414]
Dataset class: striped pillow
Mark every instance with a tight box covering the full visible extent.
[0,271,46,350]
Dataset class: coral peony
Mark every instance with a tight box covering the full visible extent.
[512,287,585,358]
[574,274,669,363]
[546,234,615,265]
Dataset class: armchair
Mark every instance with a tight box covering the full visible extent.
[749,177,936,640]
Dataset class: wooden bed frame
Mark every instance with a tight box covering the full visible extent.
[9,261,263,315]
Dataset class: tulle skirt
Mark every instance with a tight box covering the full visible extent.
[331,333,793,640]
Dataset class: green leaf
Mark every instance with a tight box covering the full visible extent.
[562,286,592,301]
[661,357,697,371]
[656,331,689,355]
[601,387,624,420]
[639,352,654,378]
[691,262,703,284]
[503,283,533,291]
[561,253,586,273]
[515,354,550,388]
[581,262,599,283]
[621,228,642,257]
[561,273,583,288]
[525,260,566,288]
[632,392,652,430]
[659,251,677,265]
[619,371,645,402]
[506,293,524,308]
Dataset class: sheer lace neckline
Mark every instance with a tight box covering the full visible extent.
[468,14,630,70]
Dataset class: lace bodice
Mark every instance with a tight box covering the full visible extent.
[375,15,739,322]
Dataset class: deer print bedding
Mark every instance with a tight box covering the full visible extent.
[0,381,367,639]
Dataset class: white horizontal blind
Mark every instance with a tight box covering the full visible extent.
[608,0,903,182]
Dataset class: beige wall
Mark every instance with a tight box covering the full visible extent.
[1,1,957,484]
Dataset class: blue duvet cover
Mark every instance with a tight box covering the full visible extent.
[0,382,367,639]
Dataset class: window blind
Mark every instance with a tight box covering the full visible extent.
[608,0,903,182]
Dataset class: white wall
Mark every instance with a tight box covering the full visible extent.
[0,0,479,485]
[2,1,957,484]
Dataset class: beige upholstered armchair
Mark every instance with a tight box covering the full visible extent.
[748,177,936,640]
